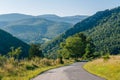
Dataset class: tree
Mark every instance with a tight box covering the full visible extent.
[8,47,22,59]
[29,44,43,59]
[59,33,86,59]
[59,33,95,60]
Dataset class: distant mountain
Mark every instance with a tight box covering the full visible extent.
[0,21,9,28]
[38,14,88,24]
[0,13,87,43]
[0,13,33,22]
[0,13,88,24]
[2,18,73,43]
[43,7,120,55]
[0,29,29,57]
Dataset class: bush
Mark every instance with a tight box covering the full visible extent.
[102,53,110,61]
[26,65,34,70]
[56,57,64,64]
[40,58,52,66]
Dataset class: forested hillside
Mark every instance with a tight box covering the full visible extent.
[2,18,73,43]
[0,29,29,57]
[86,11,120,54]
[0,13,33,22]
[43,7,120,55]
[0,14,87,43]
[38,14,88,24]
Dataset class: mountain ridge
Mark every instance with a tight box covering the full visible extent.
[43,7,120,55]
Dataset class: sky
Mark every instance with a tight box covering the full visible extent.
[0,0,120,16]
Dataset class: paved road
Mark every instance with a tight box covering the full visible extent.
[32,62,105,80]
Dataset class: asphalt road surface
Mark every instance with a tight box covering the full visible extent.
[32,62,105,80]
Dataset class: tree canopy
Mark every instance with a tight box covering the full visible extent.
[58,33,94,59]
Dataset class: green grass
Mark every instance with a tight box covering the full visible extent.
[84,56,120,80]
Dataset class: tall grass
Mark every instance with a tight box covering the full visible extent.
[0,56,73,80]
[84,56,120,80]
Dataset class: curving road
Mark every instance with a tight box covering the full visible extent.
[32,62,105,80]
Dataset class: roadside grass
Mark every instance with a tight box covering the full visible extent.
[84,55,120,80]
[2,65,64,80]
[0,56,73,80]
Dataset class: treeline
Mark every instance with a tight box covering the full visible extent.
[86,11,120,54]
[0,45,70,79]
[43,7,120,56]
[58,33,95,60]
[0,29,29,57]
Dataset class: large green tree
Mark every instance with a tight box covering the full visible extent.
[29,44,43,59]
[59,33,94,59]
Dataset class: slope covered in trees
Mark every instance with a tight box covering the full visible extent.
[0,13,87,24]
[38,14,88,24]
[0,14,87,43]
[2,18,73,43]
[0,29,29,57]
[0,13,33,22]
[43,7,120,55]
[85,11,120,54]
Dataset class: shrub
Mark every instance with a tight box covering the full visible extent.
[25,64,38,70]
[0,74,3,80]
[102,53,110,62]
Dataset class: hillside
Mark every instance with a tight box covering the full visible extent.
[0,13,87,24]
[0,13,33,22]
[2,18,73,43]
[0,21,9,28]
[0,29,29,57]
[85,10,120,54]
[38,14,88,24]
[0,14,87,43]
[43,7,120,55]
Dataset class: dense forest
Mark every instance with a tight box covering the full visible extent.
[2,18,73,43]
[86,11,120,54]
[0,29,29,57]
[43,7,120,57]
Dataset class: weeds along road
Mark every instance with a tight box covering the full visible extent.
[32,62,105,80]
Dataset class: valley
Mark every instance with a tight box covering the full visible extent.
[0,14,87,43]
[0,1,119,80]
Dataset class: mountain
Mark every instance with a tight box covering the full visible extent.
[0,13,87,43]
[2,18,73,43]
[85,8,120,54]
[0,13,88,24]
[38,14,88,24]
[43,7,120,55]
[0,29,30,57]
[0,13,33,22]
[0,21,9,28]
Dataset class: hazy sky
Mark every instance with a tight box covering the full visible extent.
[0,0,120,16]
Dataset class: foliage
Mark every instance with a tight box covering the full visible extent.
[56,57,64,64]
[0,29,30,58]
[8,47,22,59]
[43,7,120,56]
[0,54,72,80]
[86,11,120,54]
[29,44,43,59]
[102,53,110,61]
[84,56,120,80]
[58,33,94,59]
[2,18,73,43]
